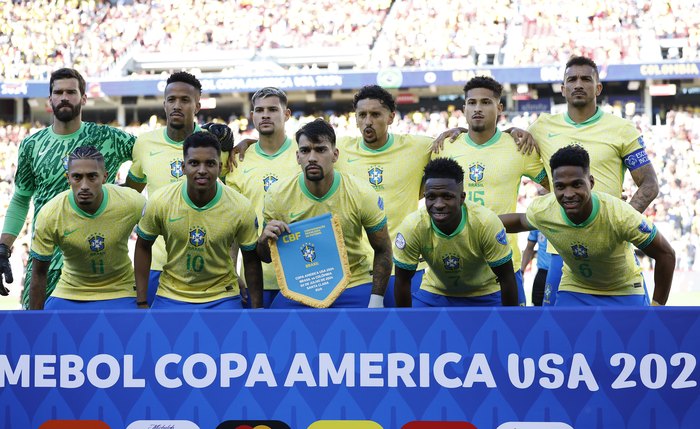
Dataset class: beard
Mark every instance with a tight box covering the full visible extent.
[52,102,81,122]
[304,165,324,182]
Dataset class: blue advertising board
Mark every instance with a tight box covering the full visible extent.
[0,308,698,429]
[2,61,699,99]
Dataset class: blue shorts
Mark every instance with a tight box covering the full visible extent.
[148,270,161,306]
[556,291,649,307]
[242,290,279,309]
[383,269,425,308]
[543,253,563,306]
[151,295,243,309]
[44,296,137,310]
[412,289,502,307]
[271,282,373,309]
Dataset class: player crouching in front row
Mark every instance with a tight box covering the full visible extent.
[499,145,674,306]
[393,158,519,307]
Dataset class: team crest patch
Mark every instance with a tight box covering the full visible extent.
[442,253,461,271]
[87,233,105,252]
[62,155,69,172]
[301,243,316,262]
[468,162,485,183]
[638,220,652,234]
[571,242,589,259]
[496,228,508,245]
[263,174,279,192]
[170,159,184,178]
[378,196,384,210]
[189,226,206,247]
[368,166,384,186]
[395,233,406,249]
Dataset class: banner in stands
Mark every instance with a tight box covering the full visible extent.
[2,61,699,99]
[0,308,698,429]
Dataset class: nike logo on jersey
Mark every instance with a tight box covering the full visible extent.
[547,133,562,138]
[38,147,53,157]
[168,216,185,222]
[243,168,257,174]
[149,150,164,156]
[63,228,79,236]
[290,211,304,219]
[347,158,360,163]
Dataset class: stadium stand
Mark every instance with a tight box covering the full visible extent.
[2,0,699,79]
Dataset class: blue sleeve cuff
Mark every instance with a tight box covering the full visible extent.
[127,170,147,183]
[29,251,53,262]
[366,217,388,234]
[136,225,157,241]
[488,251,513,268]
[240,242,257,252]
[393,258,418,271]
[637,226,657,249]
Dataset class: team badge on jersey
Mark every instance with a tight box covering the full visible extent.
[189,226,206,247]
[571,242,589,259]
[395,233,406,249]
[496,228,508,245]
[62,155,69,173]
[468,162,485,183]
[442,253,461,271]
[170,159,184,178]
[87,233,105,253]
[638,220,652,234]
[263,174,279,192]
[368,166,384,186]
[301,243,316,262]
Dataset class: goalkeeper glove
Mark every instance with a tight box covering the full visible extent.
[0,244,13,296]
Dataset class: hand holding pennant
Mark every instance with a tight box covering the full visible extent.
[270,213,350,308]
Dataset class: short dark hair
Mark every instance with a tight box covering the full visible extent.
[463,76,503,99]
[295,118,336,147]
[251,87,288,107]
[50,68,86,96]
[550,144,590,173]
[68,146,105,169]
[423,157,464,184]
[183,131,221,157]
[353,85,396,112]
[565,56,600,80]
[167,71,202,94]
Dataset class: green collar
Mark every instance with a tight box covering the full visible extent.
[299,171,341,202]
[431,205,467,238]
[255,136,292,159]
[182,181,223,211]
[464,129,502,148]
[560,193,600,227]
[69,185,109,218]
[50,122,85,139]
[163,123,202,146]
[564,107,603,128]
[360,133,395,153]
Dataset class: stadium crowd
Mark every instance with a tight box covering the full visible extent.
[1,0,698,79]
[1,107,698,277]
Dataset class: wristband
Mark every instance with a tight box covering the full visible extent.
[368,294,384,308]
